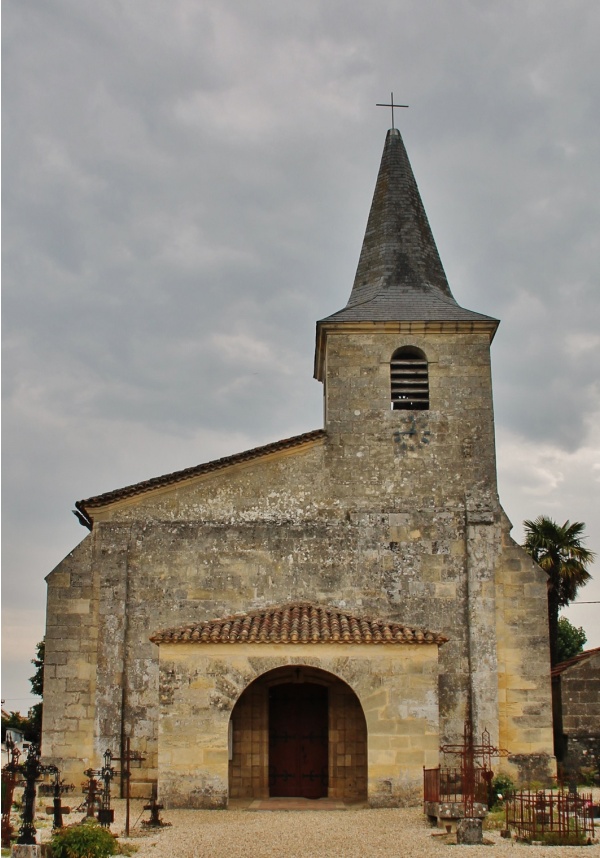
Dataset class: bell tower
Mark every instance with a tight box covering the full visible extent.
[314,127,500,506]
[315,127,505,742]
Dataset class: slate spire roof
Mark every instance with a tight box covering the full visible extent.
[319,128,497,326]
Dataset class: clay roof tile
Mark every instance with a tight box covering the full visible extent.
[150,604,448,647]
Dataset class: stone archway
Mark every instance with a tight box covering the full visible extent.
[229,665,367,802]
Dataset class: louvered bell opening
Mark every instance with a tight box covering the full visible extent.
[391,357,429,410]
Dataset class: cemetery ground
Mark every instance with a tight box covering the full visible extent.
[4,791,599,858]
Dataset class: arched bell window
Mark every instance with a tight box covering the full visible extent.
[390,347,429,410]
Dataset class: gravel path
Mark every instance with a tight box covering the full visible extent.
[29,797,600,858]
[104,800,599,858]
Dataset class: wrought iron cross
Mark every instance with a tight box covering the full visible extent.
[376,92,408,129]
[440,707,509,817]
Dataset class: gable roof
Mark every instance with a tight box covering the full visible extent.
[150,603,448,646]
[75,429,326,528]
[551,646,600,678]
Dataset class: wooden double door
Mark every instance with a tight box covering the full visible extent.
[268,683,328,798]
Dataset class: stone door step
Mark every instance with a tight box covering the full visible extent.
[247,797,348,811]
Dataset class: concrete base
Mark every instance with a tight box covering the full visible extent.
[424,799,488,834]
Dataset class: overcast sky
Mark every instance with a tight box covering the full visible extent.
[3,0,599,711]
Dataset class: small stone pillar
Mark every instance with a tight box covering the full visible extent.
[456,817,483,844]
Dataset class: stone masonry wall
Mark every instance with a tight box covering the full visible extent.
[229,678,269,799]
[67,507,469,793]
[329,680,368,800]
[43,328,554,794]
[560,654,600,734]
[43,536,99,784]
[560,654,600,784]
[494,517,555,784]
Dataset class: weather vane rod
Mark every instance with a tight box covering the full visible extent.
[376,92,408,129]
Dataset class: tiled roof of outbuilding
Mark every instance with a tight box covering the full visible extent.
[150,603,448,646]
[551,646,600,678]
[75,429,326,526]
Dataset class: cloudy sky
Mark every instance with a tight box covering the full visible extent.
[3,0,599,711]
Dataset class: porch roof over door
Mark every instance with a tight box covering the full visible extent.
[150,603,448,646]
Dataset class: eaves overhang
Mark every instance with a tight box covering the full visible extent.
[74,429,326,529]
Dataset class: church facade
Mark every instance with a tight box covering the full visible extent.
[42,128,554,807]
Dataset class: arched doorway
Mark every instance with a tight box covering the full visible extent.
[229,665,367,802]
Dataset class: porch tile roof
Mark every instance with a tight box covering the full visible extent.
[150,604,448,646]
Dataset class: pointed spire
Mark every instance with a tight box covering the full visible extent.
[351,127,452,304]
[321,128,496,325]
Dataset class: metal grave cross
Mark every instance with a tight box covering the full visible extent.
[440,711,509,816]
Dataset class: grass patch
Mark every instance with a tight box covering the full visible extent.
[117,844,139,856]
[532,831,590,846]
[483,809,505,831]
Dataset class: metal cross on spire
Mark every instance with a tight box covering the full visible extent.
[376,92,409,129]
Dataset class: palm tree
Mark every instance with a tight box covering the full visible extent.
[523,516,595,667]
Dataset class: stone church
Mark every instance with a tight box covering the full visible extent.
[43,127,554,808]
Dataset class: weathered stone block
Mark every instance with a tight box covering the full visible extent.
[11,846,42,858]
[456,817,483,844]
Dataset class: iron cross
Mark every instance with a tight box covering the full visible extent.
[376,92,409,129]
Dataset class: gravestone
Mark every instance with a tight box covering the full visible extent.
[11,846,41,858]
[456,817,483,844]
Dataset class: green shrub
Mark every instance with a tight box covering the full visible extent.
[490,773,515,808]
[579,766,598,787]
[49,820,119,858]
